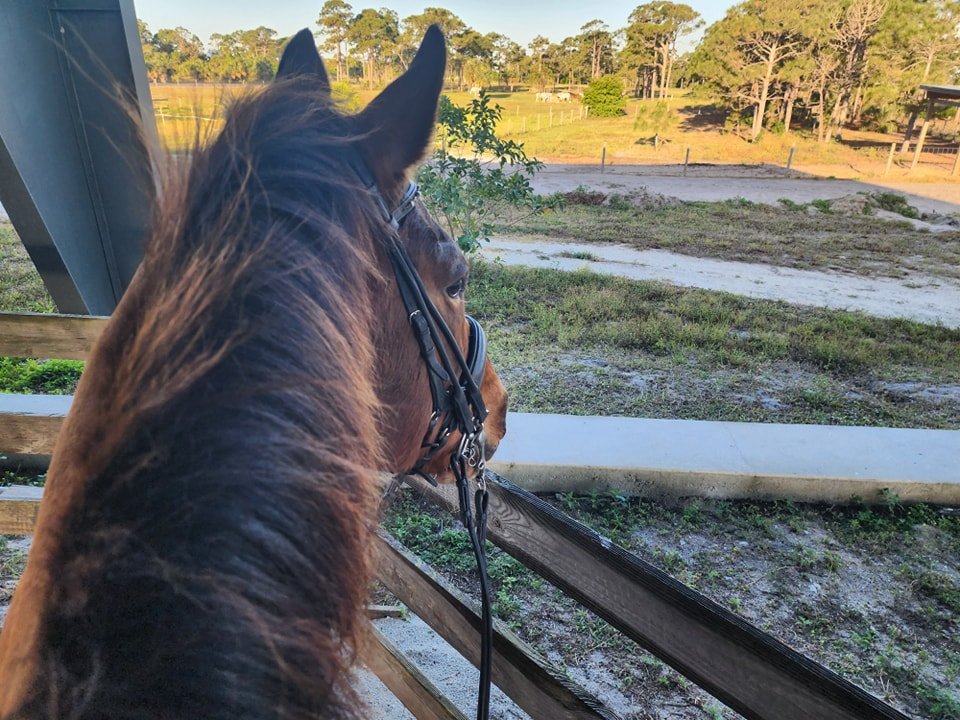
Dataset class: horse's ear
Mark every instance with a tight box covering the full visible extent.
[277,29,330,93]
[357,25,446,179]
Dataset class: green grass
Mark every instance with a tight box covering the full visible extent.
[468,260,959,374]
[467,260,960,428]
[494,197,960,280]
[0,357,83,394]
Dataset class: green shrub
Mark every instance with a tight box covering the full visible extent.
[869,192,919,219]
[583,75,626,117]
[417,93,555,252]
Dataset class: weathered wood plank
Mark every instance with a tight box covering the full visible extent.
[375,531,618,720]
[366,605,406,620]
[0,412,62,456]
[406,473,908,720]
[0,312,106,359]
[362,624,468,720]
[0,485,42,535]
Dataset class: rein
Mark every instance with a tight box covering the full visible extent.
[358,165,494,720]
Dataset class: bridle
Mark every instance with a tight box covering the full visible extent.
[356,163,495,720]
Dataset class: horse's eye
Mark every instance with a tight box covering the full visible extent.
[445,277,466,298]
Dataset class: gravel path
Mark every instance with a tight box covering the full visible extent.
[531,164,960,215]
[481,237,960,328]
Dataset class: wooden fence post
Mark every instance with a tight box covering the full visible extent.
[600,143,606,173]
[683,146,690,176]
[786,144,796,170]
[885,142,896,176]
[910,98,935,171]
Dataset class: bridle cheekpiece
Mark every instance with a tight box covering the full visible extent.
[357,162,495,720]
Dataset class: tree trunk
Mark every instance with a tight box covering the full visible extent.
[751,45,777,141]
[851,84,864,125]
[824,98,843,143]
[815,78,827,143]
[784,86,797,133]
[664,47,674,98]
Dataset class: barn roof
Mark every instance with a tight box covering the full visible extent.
[919,85,960,100]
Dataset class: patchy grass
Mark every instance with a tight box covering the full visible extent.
[557,250,600,261]
[468,260,960,429]
[385,488,960,720]
[0,223,55,313]
[493,198,960,280]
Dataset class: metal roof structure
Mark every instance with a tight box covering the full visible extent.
[901,85,960,172]
[0,0,158,315]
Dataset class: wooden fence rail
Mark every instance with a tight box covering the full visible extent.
[375,531,615,720]
[0,311,911,719]
[402,477,908,720]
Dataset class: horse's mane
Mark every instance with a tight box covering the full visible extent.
[16,80,391,719]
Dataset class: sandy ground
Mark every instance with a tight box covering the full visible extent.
[532,164,960,215]
[481,237,960,329]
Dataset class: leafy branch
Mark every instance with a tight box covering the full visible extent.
[417,93,558,253]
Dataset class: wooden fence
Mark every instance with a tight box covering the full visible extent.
[0,311,911,720]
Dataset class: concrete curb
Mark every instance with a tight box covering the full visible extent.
[489,413,960,505]
[2,395,958,505]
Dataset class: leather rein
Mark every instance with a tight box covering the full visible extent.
[358,165,495,720]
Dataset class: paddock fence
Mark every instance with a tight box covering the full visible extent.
[0,311,912,720]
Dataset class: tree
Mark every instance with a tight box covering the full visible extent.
[488,34,525,89]
[621,3,701,98]
[347,8,399,88]
[578,20,615,79]
[316,0,353,81]
[863,0,960,131]
[205,27,282,82]
[688,0,820,141]
[401,7,466,80]
[149,26,206,82]
[450,29,493,90]
[583,74,626,116]
[528,35,551,90]
[823,0,885,142]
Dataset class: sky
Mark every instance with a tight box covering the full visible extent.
[134,0,735,51]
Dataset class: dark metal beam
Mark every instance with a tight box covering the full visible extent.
[0,0,157,315]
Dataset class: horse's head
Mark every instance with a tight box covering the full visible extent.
[275,28,508,481]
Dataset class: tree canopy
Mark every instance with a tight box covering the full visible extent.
[139,1,960,142]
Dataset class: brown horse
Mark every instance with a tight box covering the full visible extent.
[0,26,507,720]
